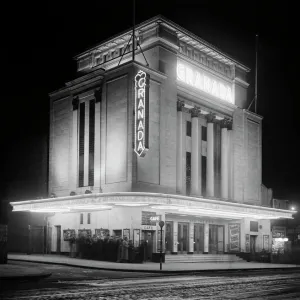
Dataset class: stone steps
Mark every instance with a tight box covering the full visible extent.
[165,254,245,263]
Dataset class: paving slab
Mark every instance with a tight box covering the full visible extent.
[7,253,300,273]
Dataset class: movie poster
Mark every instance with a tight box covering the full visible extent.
[245,234,250,253]
[228,224,240,252]
[263,235,269,250]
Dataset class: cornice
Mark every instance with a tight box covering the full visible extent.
[49,72,104,100]
[74,15,250,73]
[234,77,250,88]
[243,109,263,122]
[99,40,177,72]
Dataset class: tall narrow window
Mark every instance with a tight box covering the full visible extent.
[78,103,85,187]
[202,155,207,196]
[202,126,207,141]
[80,213,83,224]
[88,100,95,186]
[186,121,192,137]
[87,213,91,224]
[186,152,191,195]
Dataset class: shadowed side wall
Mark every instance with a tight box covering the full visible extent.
[49,97,72,196]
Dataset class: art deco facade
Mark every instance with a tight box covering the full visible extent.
[11,16,294,258]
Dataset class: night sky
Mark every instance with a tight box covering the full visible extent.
[2,1,299,211]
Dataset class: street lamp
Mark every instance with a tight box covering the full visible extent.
[159,220,165,271]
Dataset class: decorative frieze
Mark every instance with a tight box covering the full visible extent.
[179,41,233,79]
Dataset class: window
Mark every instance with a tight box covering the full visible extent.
[250,221,258,232]
[87,213,91,224]
[202,126,207,141]
[186,121,191,137]
[201,155,207,196]
[88,100,95,186]
[78,100,95,187]
[78,103,85,187]
[186,152,191,195]
[80,213,83,224]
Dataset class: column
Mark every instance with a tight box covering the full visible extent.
[221,119,229,199]
[189,222,194,254]
[83,101,90,187]
[198,119,202,195]
[70,97,79,191]
[206,113,215,197]
[191,106,200,196]
[227,121,233,199]
[173,221,178,253]
[204,222,209,254]
[176,100,184,194]
[94,89,102,191]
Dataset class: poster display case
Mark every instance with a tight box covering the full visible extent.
[228,224,240,252]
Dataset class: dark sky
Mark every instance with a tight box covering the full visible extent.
[2,0,299,206]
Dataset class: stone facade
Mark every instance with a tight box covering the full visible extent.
[49,16,261,205]
[11,16,295,258]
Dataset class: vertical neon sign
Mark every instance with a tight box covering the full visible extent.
[134,70,149,157]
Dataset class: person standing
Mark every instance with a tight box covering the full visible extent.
[121,236,129,262]
[116,238,123,263]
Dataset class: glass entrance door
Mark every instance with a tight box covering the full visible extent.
[178,223,189,253]
[217,226,224,253]
[165,221,173,254]
[209,225,224,254]
[250,235,257,254]
[194,224,204,253]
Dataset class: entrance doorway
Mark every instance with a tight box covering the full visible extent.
[165,221,173,253]
[55,226,61,253]
[209,225,224,254]
[141,230,154,261]
[250,235,257,254]
[178,222,189,253]
[194,224,204,253]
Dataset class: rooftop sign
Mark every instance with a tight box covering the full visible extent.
[134,70,149,157]
[177,61,234,104]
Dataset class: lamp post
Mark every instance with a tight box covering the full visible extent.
[159,221,164,271]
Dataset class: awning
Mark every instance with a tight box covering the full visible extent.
[10,192,296,220]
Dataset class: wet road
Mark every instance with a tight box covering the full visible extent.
[1,262,300,299]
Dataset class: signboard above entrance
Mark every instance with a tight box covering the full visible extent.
[142,211,160,226]
[177,61,234,104]
[134,70,149,157]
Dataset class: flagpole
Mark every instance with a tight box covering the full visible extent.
[132,0,135,62]
[255,34,258,114]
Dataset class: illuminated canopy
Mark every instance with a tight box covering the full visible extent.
[10,192,295,220]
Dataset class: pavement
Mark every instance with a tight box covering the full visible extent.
[1,253,299,281]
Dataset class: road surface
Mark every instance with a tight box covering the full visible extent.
[1,261,300,299]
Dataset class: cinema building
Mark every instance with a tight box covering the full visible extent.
[11,16,295,260]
